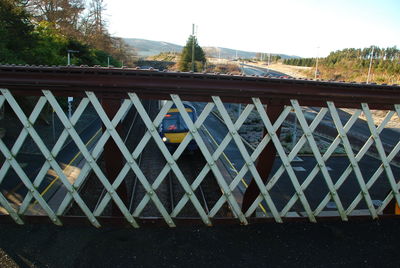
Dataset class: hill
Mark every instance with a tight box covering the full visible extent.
[282,46,400,84]
[123,38,182,58]
[123,38,299,60]
[202,46,299,60]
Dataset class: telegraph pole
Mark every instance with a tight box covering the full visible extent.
[367,46,375,84]
[191,24,195,72]
[66,50,79,120]
[314,46,320,79]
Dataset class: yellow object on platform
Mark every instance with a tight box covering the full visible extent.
[168,108,192,113]
[164,132,188,143]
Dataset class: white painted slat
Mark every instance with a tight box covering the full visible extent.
[291,100,347,220]
[0,94,48,223]
[85,92,167,227]
[162,103,214,218]
[211,97,282,222]
[58,99,131,216]
[346,110,396,214]
[209,105,291,218]
[377,105,400,213]
[0,90,61,225]
[45,92,134,226]
[124,96,191,225]
[361,104,400,213]
[254,107,329,218]
[144,95,211,225]
[328,102,377,218]
[206,104,258,217]
[1,83,399,227]
[313,109,381,215]
[215,105,293,218]
[94,98,172,221]
[168,95,246,224]
[253,98,316,222]
[17,91,101,227]
[19,97,89,214]
[138,97,209,224]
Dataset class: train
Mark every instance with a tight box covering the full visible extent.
[159,102,199,151]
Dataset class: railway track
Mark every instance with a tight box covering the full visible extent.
[67,99,228,219]
[167,151,209,217]
[128,126,228,218]
[67,100,152,215]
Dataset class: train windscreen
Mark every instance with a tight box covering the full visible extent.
[163,112,195,132]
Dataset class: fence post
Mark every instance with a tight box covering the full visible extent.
[102,98,128,216]
[242,104,284,214]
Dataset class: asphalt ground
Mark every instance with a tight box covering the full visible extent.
[192,101,399,214]
[0,219,400,267]
[242,65,287,77]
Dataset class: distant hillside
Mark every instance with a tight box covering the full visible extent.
[124,38,182,58]
[123,38,299,59]
[202,47,299,60]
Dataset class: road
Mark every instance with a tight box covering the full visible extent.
[189,65,400,215]
[240,63,288,77]
[192,101,399,214]
[306,106,400,155]
[242,64,400,152]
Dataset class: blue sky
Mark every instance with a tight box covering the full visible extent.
[104,0,400,57]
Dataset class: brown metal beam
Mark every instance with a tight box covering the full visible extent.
[0,66,399,109]
[242,105,283,214]
[102,98,128,216]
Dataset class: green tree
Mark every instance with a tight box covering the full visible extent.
[178,35,206,72]
[0,0,36,63]
[27,0,85,39]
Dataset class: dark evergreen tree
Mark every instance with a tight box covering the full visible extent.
[0,0,36,63]
[178,35,206,72]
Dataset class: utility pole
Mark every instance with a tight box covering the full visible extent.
[314,46,320,80]
[66,50,79,119]
[191,24,195,72]
[367,46,375,84]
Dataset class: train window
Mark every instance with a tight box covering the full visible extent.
[163,113,179,131]
[162,112,195,132]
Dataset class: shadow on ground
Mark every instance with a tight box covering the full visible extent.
[0,219,400,267]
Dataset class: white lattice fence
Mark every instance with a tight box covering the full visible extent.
[0,88,399,227]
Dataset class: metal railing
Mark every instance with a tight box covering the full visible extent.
[0,65,399,227]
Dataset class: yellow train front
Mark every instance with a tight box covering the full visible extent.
[159,103,199,151]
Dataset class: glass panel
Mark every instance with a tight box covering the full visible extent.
[162,112,195,133]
